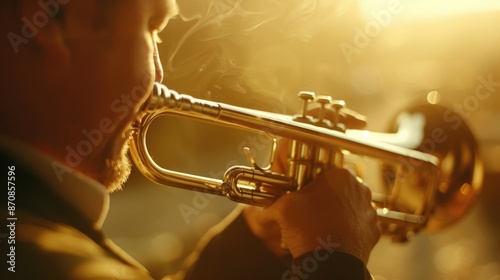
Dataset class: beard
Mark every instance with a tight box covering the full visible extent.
[99,135,133,193]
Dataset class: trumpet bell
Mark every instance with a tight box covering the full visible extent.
[381,103,483,234]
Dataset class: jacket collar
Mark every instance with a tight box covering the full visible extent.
[0,135,109,229]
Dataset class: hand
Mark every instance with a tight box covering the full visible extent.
[243,103,378,263]
[243,105,379,263]
[274,167,379,263]
[244,166,379,264]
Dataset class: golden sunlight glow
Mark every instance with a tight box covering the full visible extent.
[359,0,500,20]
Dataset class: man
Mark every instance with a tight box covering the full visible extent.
[0,0,379,279]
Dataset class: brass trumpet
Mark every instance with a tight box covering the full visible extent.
[130,83,483,241]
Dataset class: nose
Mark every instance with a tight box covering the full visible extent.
[153,43,164,83]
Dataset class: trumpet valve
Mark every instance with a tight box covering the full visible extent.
[315,95,333,128]
[331,100,346,132]
[293,91,316,123]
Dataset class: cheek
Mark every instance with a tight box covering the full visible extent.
[111,32,156,106]
[131,33,156,102]
[86,36,155,134]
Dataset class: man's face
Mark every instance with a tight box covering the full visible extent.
[0,0,178,191]
[62,0,177,191]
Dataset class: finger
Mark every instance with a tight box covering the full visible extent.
[323,167,359,197]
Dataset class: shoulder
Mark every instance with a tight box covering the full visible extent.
[10,211,153,280]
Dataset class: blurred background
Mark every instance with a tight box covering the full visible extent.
[104,0,500,279]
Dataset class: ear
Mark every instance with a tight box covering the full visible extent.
[19,0,71,79]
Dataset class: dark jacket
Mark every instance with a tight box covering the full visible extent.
[1,150,370,280]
